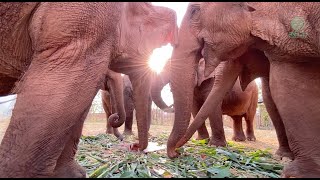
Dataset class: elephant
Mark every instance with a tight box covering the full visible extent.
[0,2,177,178]
[153,58,258,146]
[193,58,258,144]
[102,71,174,139]
[101,70,127,141]
[169,2,320,178]
[103,74,135,138]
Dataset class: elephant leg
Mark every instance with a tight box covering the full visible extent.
[123,111,134,135]
[0,59,107,177]
[147,95,152,136]
[270,61,320,178]
[123,87,134,135]
[52,108,89,178]
[244,113,256,141]
[192,99,209,140]
[129,72,152,151]
[208,104,227,147]
[261,77,293,159]
[196,123,210,140]
[231,115,246,142]
[176,60,242,148]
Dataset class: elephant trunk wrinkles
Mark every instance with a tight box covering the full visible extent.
[166,13,202,158]
[176,60,242,147]
[107,75,126,128]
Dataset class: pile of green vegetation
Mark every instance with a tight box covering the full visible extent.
[76,133,284,178]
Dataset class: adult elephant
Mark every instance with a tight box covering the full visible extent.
[0,2,177,178]
[193,58,258,144]
[154,58,258,146]
[103,71,174,139]
[169,2,319,178]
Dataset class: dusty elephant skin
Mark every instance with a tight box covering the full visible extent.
[154,58,258,146]
[176,48,294,160]
[101,70,126,141]
[193,59,259,145]
[103,62,174,139]
[171,2,320,178]
[0,2,177,178]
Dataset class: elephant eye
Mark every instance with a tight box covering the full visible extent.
[190,4,200,18]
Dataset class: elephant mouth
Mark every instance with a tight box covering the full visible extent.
[204,57,220,77]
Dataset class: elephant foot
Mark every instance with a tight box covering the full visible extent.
[232,133,246,142]
[208,137,227,147]
[196,133,210,140]
[275,147,294,160]
[282,158,320,178]
[52,160,87,178]
[246,134,256,141]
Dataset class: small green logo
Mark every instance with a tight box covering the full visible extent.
[289,16,307,39]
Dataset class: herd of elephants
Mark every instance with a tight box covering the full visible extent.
[0,2,319,178]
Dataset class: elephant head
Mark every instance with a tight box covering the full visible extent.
[110,2,178,74]
[167,2,263,158]
[108,2,178,151]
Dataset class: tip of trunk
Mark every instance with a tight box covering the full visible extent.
[108,113,125,128]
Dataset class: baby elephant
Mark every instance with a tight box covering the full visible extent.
[193,59,258,146]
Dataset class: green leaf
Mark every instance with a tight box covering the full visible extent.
[120,170,136,178]
[216,149,239,162]
[207,166,231,178]
[130,162,138,171]
[89,163,109,178]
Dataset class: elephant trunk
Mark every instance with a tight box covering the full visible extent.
[151,63,174,113]
[166,14,202,159]
[176,60,242,148]
[107,74,126,128]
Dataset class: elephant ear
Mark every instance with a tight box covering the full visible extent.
[197,58,214,87]
[245,2,283,46]
[238,49,270,91]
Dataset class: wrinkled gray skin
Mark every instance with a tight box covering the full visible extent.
[0,2,177,178]
[171,2,320,178]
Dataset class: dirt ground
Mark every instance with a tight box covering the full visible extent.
[0,117,279,154]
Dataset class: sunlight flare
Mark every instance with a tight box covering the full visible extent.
[148,44,173,74]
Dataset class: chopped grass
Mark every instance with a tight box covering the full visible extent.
[76,133,284,178]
